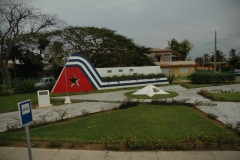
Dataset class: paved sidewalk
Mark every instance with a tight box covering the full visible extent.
[1,147,240,160]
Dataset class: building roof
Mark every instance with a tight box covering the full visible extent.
[150,49,173,53]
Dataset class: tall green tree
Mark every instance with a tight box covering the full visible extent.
[203,53,210,70]
[63,26,154,67]
[0,0,63,88]
[167,38,193,60]
[229,49,236,57]
[228,49,239,68]
[195,57,203,64]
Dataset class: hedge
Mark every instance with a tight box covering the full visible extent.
[189,72,236,84]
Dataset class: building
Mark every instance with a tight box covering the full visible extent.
[149,49,196,76]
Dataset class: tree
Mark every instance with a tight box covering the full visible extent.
[179,39,194,61]
[167,38,193,60]
[229,49,236,57]
[63,26,154,67]
[48,41,64,65]
[0,0,63,88]
[195,57,203,64]
[203,53,210,70]
[228,49,239,68]
[167,38,179,54]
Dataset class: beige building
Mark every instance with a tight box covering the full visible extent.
[149,49,196,76]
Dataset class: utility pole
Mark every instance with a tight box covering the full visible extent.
[214,30,217,72]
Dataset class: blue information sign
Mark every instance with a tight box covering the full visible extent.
[18,100,33,126]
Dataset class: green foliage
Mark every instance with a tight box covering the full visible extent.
[102,135,120,150]
[189,72,236,84]
[123,134,143,149]
[226,122,234,130]
[54,109,68,121]
[119,98,140,109]
[81,109,90,116]
[0,138,12,146]
[207,113,219,119]
[12,78,38,93]
[197,89,214,99]
[67,141,77,148]
[0,105,230,146]
[63,26,154,67]
[0,85,15,96]
[102,73,166,82]
[167,74,175,84]
[6,118,21,132]
[150,99,194,107]
[32,141,40,147]
[48,140,62,147]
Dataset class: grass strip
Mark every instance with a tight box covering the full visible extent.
[1,105,225,142]
[212,92,240,102]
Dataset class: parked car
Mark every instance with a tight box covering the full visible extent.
[34,77,55,87]
[229,69,240,76]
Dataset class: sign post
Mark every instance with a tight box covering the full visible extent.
[18,100,33,160]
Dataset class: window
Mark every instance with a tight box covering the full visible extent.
[107,70,112,73]
[163,54,170,61]
[119,69,123,72]
[129,69,134,72]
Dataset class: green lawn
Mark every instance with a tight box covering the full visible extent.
[181,83,231,89]
[124,90,178,99]
[1,105,225,142]
[212,92,240,102]
[0,93,73,113]
[0,93,38,113]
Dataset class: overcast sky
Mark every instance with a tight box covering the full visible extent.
[23,0,240,60]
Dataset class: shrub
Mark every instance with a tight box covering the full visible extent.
[54,109,68,121]
[12,78,37,93]
[119,98,140,109]
[189,72,236,84]
[150,98,194,107]
[102,135,120,150]
[0,85,14,96]
[102,73,166,82]
[48,140,62,147]
[81,109,90,116]
[167,74,175,84]
[197,89,214,99]
[207,113,218,119]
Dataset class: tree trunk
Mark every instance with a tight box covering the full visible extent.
[0,63,12,89]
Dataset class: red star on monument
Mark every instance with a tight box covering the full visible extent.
[69,75,80,87]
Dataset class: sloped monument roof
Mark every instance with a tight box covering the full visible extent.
[132,84,169,97]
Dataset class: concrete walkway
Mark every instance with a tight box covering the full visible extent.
[1,147,240,160]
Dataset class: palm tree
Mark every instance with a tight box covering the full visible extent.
[167,38,193,61]
[211,50,226,71]
[179,39,193,61]
[216,50,226,62]
[229,49,236,57]
[203,53,210,70]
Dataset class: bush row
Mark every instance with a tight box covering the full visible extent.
[0,78,55,95]
[101,132,240,150]
[124,132,239,150]
[189,72,236,84]
[102,73,166,82]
